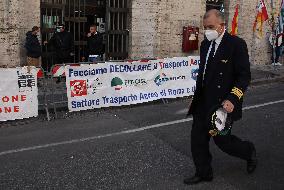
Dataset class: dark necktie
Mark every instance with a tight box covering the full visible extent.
[203,41,216,84]
[207,41,216,65]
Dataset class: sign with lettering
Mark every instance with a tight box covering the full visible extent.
[65,56,200,112]
[0,67,38,121]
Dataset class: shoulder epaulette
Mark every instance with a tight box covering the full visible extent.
[231,87,243,100]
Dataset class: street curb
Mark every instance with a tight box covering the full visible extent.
[251,76,284,86]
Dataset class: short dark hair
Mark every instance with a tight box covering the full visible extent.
[90,24,97,28]
[32,26,39,32]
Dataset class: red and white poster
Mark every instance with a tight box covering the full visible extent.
[0,67,38,121]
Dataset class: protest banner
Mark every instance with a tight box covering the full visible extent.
[0,67,38,121]
[65,56,200,112]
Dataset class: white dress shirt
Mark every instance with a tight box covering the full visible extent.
[203,30,225,80]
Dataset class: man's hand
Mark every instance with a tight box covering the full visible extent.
[222,100,234,113]
[87,33,92,37]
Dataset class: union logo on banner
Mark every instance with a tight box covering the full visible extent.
[191,68,199,81]
[111,77,123,91]
[70,80,87,97]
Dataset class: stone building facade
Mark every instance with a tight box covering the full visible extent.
[0,0,40,67]
[129,0,278,65]
[129,0,206,59]
[0,0,278,67]
[227,0,278,66]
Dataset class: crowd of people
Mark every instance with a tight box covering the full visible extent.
[24,23,105,71]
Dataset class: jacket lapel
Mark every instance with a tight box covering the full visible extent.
[204,32,230,86]
[213,32,229,64]
[200,40,211,75]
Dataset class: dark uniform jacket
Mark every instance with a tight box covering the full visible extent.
[25,31,42,58]
[49,30,74,60]
[87,32,104,56]
[188,32,251,121]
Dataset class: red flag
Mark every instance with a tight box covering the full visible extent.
[231,4,239,36]
[253,0,269,38]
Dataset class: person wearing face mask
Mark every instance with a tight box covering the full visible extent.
[24,26,42,68]
[184,9,257,185]
[48,24,74,66]
[46,24,74,83]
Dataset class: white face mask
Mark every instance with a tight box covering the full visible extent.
[56,28,61,33]
[205,29,219,41]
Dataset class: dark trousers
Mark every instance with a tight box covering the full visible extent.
[275,46,281,63]
[191,113,253,177]
[272,45,281,63]
[55,50,72,65]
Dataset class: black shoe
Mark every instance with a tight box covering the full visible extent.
[247,143,257,174]
[184,175,213,185]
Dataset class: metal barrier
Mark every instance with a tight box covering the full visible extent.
[48,61,113,118]
[49,64,70,118]
[36,66,51,121]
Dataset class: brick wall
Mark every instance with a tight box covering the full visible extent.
[0,0,40,67]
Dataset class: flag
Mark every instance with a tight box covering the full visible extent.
[253,0,269,38]
[231,4,239,36]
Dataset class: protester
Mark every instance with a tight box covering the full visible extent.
[48,24,74,83]
[25,26,42,68]
[272,33,283,66]
[185,9,257,185]
[49,24,74,65]
[85,25,104,62]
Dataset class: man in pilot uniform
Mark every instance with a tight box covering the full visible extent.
[184,9,257,185]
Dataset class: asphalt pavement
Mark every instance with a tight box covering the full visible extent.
[0,81,284,189]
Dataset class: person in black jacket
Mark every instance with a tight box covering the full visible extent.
[184,9,257,185]
[25,26,42,67]
[86,25,104,62]
[49,24,74,65]
[272,33,283,66]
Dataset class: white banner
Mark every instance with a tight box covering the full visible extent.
[0,67,38,121]
[65,56,200,112]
